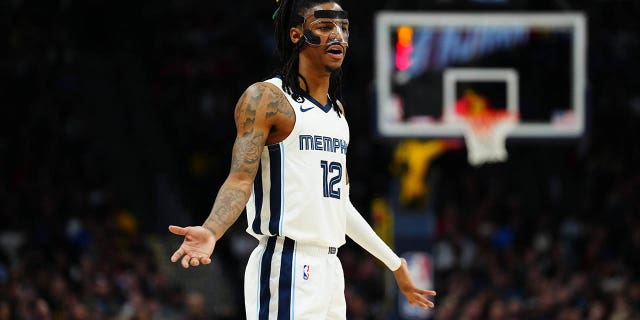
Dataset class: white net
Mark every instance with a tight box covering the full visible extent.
[460,113,517,166]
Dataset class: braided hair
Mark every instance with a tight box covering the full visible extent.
[273,0,345,116]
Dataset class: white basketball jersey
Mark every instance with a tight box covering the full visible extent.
[245,77,350,248]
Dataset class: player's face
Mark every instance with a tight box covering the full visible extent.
[297,2,348,72]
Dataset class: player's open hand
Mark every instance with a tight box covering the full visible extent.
[393,258,436,310]
[168,225,216,269]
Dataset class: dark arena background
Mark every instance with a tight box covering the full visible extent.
[1,0,639,319]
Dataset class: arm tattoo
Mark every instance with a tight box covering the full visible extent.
[230,86,266,175]
[265,85,295,119]
[230,128,264,175]
[234,89,261,129]
[205,185,248,235]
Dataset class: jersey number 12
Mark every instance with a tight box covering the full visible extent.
[320,160,342,199]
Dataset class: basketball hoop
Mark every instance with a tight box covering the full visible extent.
[458,111,518,166]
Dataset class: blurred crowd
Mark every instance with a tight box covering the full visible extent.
[425,146,640,320]
[1,0,639,319]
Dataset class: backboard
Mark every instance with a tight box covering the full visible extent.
[375,12,587,138]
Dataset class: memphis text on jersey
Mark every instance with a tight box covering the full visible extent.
[299,134,348,154]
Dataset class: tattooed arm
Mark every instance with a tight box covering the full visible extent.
[169,82,290,268]
[203,83,271,239]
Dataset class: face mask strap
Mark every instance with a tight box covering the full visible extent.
[312,10,348,20]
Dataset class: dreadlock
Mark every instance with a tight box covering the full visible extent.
[273,0,345,116]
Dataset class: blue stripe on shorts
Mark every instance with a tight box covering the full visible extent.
[258,237,277,320]
[277,238,295,320]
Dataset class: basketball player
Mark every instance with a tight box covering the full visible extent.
[168,0,436,318]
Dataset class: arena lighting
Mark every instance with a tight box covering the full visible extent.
[395,25,414,70]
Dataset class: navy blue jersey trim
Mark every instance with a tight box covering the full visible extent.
[251,164,263,235]
[268,144,282,235]
[277,238,295,320]
[258,237,277,320]
[302,92,333,113]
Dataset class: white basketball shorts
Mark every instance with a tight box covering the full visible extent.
[244,236,346,320]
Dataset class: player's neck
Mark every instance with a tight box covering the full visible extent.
[298,61,330,105]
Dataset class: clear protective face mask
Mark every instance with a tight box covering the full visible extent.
[301,10,349,48]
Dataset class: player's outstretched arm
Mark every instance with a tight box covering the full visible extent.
[169,83,275,269]
[344,183,436,309]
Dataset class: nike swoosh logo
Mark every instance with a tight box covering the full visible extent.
[300,106,314,112]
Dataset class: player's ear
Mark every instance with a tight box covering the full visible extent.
[290,27,302,44]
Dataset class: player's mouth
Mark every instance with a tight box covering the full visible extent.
[325,44,345,59]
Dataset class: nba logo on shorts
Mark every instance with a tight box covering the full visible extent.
[303,265,310,280]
